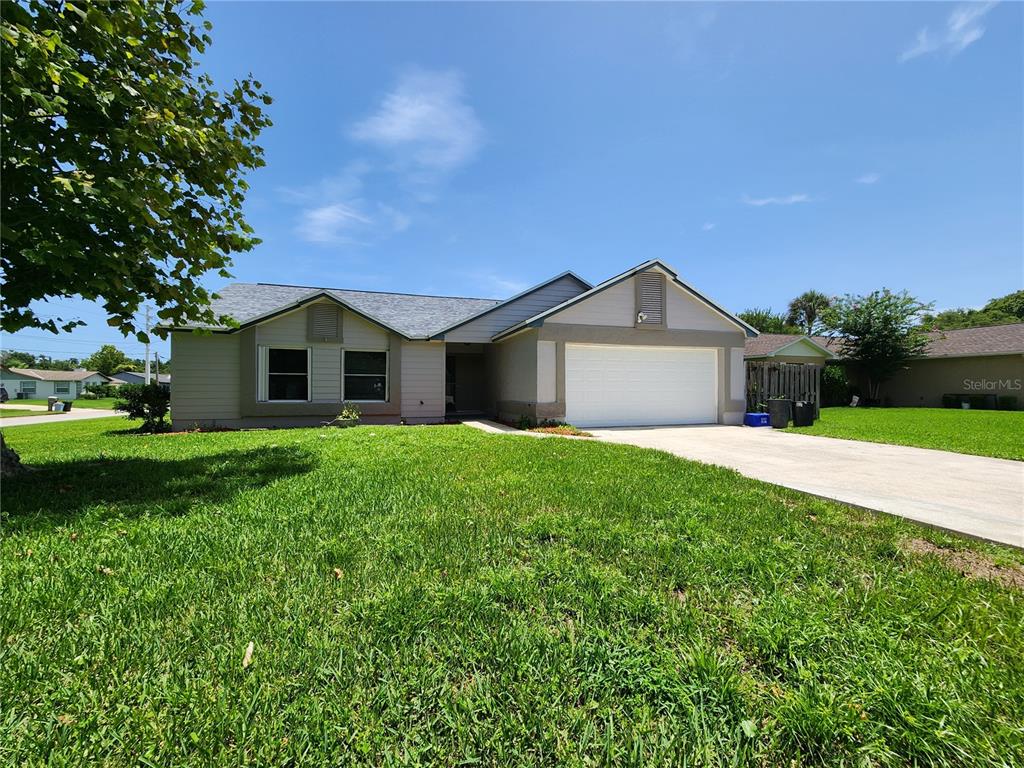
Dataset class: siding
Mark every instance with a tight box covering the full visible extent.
[170,332,242,421]
[548,270,740,333]
[492,331,538,402]
[729,347,746,402]
[401,341,446,422]
[537,340,557,403]
[551,279,634,326]
[445,275,589,342]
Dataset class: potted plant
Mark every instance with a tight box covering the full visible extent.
[323,401,362,428]
[767,397,792,429]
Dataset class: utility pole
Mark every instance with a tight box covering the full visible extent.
[144,305,151,385]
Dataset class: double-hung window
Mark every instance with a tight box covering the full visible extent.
[54,381,71,394]
[344,351,387,401]
[20,381,37,396]
[259,347,310,401]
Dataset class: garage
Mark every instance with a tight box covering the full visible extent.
[564,344,718,427]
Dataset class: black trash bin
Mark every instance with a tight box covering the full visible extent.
[768,398,792,429]
[793,400,815,427]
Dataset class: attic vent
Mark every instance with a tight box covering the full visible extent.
[636,271,666,327]
[308,304,341,342]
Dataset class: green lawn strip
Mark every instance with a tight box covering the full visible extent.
[0,410,52,419]
[784,407,1024,460]
[15,397,119,410]
[1,418,1022,765]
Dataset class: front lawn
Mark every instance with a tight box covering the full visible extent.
[2,419,1022,765]
[785,407,1024,460]
[0,409,48,419]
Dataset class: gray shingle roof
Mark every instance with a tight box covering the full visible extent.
[1,368,106,381]
[744,334,833,358]
[196,283,501,339]
[810,322,1024,359]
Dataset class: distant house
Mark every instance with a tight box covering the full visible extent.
[110,371,171,388]
[744,334,835,364]
[810,323,1024,409]
[0,367,110,400]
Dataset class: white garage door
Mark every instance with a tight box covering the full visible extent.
[564,344,718,427]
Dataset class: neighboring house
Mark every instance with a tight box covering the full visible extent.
[167,259,757,430]
[0,367,110,400]
[744,334,835,364]
[813,323,1024,408]
[110,371,171,388]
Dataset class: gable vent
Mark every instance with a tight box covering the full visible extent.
[636,271,666,327]
[308,304,341,342]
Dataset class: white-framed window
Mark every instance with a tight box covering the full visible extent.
[258,346,311,402]
[54,381,71,394]
[20,381,37,395]
[343,350,388,402]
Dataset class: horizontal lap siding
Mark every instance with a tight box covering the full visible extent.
[551,280,634,327]
[312,347,341,402]
[445,276,589,342]
[401,341,445,421]
[170,332,242,420]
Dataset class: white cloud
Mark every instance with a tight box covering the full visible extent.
[900,2,997,62]
[296,203,372,244]
[702,222,716,231]
[741,193,812,207]
[855,172,881,185]
[351,68,483,174]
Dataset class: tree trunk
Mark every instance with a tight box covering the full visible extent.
[1,432,27,477]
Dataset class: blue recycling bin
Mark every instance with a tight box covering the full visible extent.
[743,412,771,427]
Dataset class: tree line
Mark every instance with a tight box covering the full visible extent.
[0,344,171,377]
[738,289,1024,336]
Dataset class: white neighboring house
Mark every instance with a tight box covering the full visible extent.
[0,367,110,400]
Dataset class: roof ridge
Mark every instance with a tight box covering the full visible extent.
[248,282,499,303]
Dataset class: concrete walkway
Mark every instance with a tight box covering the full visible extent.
[0,409,119,428]
[585,426,1023,548]
[0,403,48,411]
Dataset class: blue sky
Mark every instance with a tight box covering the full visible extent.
[4,1,1021,362]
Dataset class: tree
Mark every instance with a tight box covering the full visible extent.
[737,308,802,335]
[1,0,271,339]
[983,290,1024,321]
[821,290,933,402]
[786,290,832,335]
[920,307,1017,330]
[1,0,270,476]
[84,344,131,376]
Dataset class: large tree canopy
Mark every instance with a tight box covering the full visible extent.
[822,290,932,400]
[1,0,272,341]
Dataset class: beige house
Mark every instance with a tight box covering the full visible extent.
[824,324,1024,409]
[168,260,757,430]
[743,334,835,364]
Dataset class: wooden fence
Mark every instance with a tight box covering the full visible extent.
[745,361,822,416]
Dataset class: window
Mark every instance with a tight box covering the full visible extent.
[55,381,70,394]
[20,381,36,395]
[344,351,387,401]
[259,347,310,401]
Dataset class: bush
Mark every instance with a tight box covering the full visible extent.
[114,383,171,432]
[821,364,851,407]
[338,401,361,423]
[84,382,117,398]
[79,391,99,400]
[998,395,1019,411]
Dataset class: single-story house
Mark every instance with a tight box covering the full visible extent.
[743,334,835,364]
[167,259,758,430]
[0,367,110,400]
[814,323,1024,409]
[110,371,171,388]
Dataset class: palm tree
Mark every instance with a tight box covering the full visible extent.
[786,291,832,335]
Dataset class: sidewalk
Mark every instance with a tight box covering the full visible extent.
[0,409,120,427]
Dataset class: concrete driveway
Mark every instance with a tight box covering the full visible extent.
[589,425,1024,548]
[0,409,120,428]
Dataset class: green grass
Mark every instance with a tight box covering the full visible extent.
[2,418,1022,766]
[16,397,119,410]
[0,409,49,419]
[784,407,1024,460]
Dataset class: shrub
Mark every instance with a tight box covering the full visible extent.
[820,364,851,407]
[998,395,1019,411]
[84,382,117,398]
[339,401,361,424]
[114,383,171,433]
[79,391,99,400]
